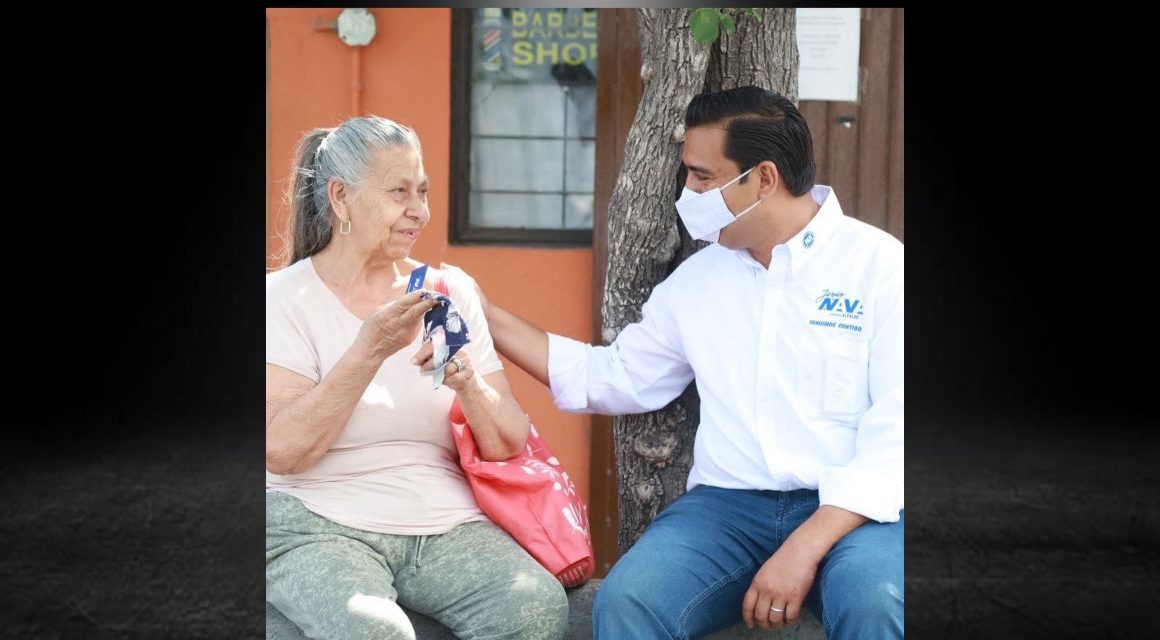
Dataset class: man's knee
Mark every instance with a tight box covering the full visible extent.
[593,568,670,628]
[847,578,902,618]
[825,577,903,637]
[822,526,903,636]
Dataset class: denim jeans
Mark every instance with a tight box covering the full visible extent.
[593,485,903,640]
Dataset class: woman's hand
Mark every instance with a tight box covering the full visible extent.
[411,342,476,393]
[361,291,438,359]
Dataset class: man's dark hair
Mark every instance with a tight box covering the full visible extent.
[685,86,816,197]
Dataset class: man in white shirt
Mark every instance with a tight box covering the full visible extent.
[481,86,903,640]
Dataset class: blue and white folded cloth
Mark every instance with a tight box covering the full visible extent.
[418,290,470,389]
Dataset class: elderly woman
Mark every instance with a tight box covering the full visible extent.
[265,116,568,640]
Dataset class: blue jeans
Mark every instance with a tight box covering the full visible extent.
[593,486,903,640]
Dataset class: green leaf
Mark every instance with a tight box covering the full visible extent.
[721,14,736,34]
[688,8,721,45]
[736,8,762,22]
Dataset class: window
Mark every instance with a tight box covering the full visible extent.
[450,8,598,246]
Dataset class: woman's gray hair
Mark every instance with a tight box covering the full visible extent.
[282,116,422,265]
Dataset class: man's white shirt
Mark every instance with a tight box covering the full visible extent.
[548,185,903,523]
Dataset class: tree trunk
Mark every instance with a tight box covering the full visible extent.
[604,8,799,554]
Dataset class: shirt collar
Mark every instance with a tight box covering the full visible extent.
[786,185,844,275]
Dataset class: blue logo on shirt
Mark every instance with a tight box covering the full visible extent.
[803,231,815,249]
[812,289,864,332]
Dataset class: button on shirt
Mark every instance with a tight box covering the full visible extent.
[548,185,903,523]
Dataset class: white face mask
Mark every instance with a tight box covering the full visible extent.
[674,167,763,243]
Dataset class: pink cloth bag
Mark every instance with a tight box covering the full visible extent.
[449,398,596,587]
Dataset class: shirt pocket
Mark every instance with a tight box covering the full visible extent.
[796,332,871,422]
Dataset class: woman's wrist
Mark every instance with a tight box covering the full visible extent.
[353,326,395,363]
[455,371,486,401]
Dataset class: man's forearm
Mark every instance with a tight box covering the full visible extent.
[487,303,550,387]
[784,505,870,562]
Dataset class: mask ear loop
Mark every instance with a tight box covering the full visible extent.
[723,166,762,219]
[721,165,756,190]
[732,197,763,219]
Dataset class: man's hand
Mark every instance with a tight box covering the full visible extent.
[741,537,821,631]
[438,262,549,386]
[439,262,490,318]
[742,505,871,631]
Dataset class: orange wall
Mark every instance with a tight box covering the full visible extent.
[267,8,593,501]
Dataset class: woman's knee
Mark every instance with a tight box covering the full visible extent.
[273,596,416,640]
[516,571,570,638]
[478,568,569,639]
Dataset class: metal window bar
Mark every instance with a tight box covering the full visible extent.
[450,8,596,246]
[475,135,596,142]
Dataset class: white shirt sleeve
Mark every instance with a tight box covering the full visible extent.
[819,264,904,523]
[547,279,695,415]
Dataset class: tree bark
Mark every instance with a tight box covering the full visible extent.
[604,8,799,554]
